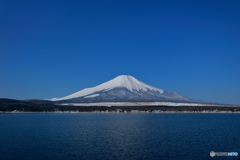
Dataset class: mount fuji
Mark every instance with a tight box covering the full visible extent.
[50,75,197,103]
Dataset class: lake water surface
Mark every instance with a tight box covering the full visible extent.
[0,113,240,160]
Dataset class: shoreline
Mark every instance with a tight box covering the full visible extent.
[1,110,240,114]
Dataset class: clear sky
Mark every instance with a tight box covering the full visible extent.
[0,0,240,105]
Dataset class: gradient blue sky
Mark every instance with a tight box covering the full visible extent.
[0,0,240,104]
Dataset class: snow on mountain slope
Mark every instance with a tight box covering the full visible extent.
[50,75,164,101]
[84,94,100,98]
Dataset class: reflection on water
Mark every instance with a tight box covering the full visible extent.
[0,113,240,160]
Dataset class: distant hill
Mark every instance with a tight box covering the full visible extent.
[0,98,55,112]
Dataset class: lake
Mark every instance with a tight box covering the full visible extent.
[0,113,240,160]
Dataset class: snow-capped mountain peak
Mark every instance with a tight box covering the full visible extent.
[50,75,193,103]
[50,75,164,101]
[99,75,164,93]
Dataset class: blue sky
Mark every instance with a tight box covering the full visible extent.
[0,0,240,104]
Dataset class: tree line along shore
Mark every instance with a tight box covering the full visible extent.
[0,98,239,113]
